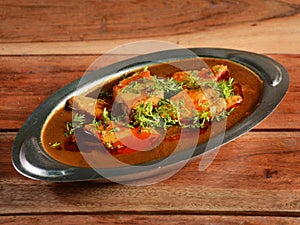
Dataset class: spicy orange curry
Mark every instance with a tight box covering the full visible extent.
[41,58,263,168]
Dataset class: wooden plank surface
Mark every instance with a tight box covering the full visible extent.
[0,215,300,225]
[1,0,298,42]
[1,54,298,130]
[1,0,300,55]
[1,0,300,223]
[1,131,299,215]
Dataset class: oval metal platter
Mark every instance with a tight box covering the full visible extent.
[12,48,289,182]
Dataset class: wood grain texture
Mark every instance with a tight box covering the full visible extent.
[0,0,300,55]
[1,0,299,222]
[1,131,299,214]
[0,215,300,225]
[1,54,298,130]
[1,0,298,42]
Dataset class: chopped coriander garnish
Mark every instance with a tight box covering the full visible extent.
[121,80,141,94]
[98,91,113,99]
[64,113,86,137]
[202,78,235,99]
[109,127,120,133]
[132,101,162,128]
[226,107,236,116]
[99,67,239,131]
[219,77,234,99]
[155,77,183,96]
[92,117,102,128]
[50,142,61,149]
[102,107,111,124]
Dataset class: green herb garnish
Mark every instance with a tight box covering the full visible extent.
[113,68,238,131]
[102,107,111,124]
[64,113,86,137]
[219,77,234,99]
[154,77,183,96]
[50,142,61,149]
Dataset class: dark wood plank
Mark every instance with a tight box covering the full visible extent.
[1,131,300,214]
[0,215,299,225]
[0,55,96,129]
[1,0,299,223]
[255,54,299,129]
[1,54,298,130]
[1,0,299,43]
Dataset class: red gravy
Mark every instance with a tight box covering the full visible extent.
[41,58,263,168]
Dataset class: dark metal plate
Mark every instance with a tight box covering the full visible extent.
[12,48,289,182]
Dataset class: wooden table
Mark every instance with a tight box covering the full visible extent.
[1,0,299,224]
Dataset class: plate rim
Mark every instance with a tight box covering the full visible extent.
[12,47,290,182]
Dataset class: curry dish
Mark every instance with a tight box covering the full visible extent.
[41,58,263,168]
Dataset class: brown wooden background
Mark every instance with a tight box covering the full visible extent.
[1,0,300,224]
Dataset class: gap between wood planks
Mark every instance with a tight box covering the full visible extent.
[1,209,300,217]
